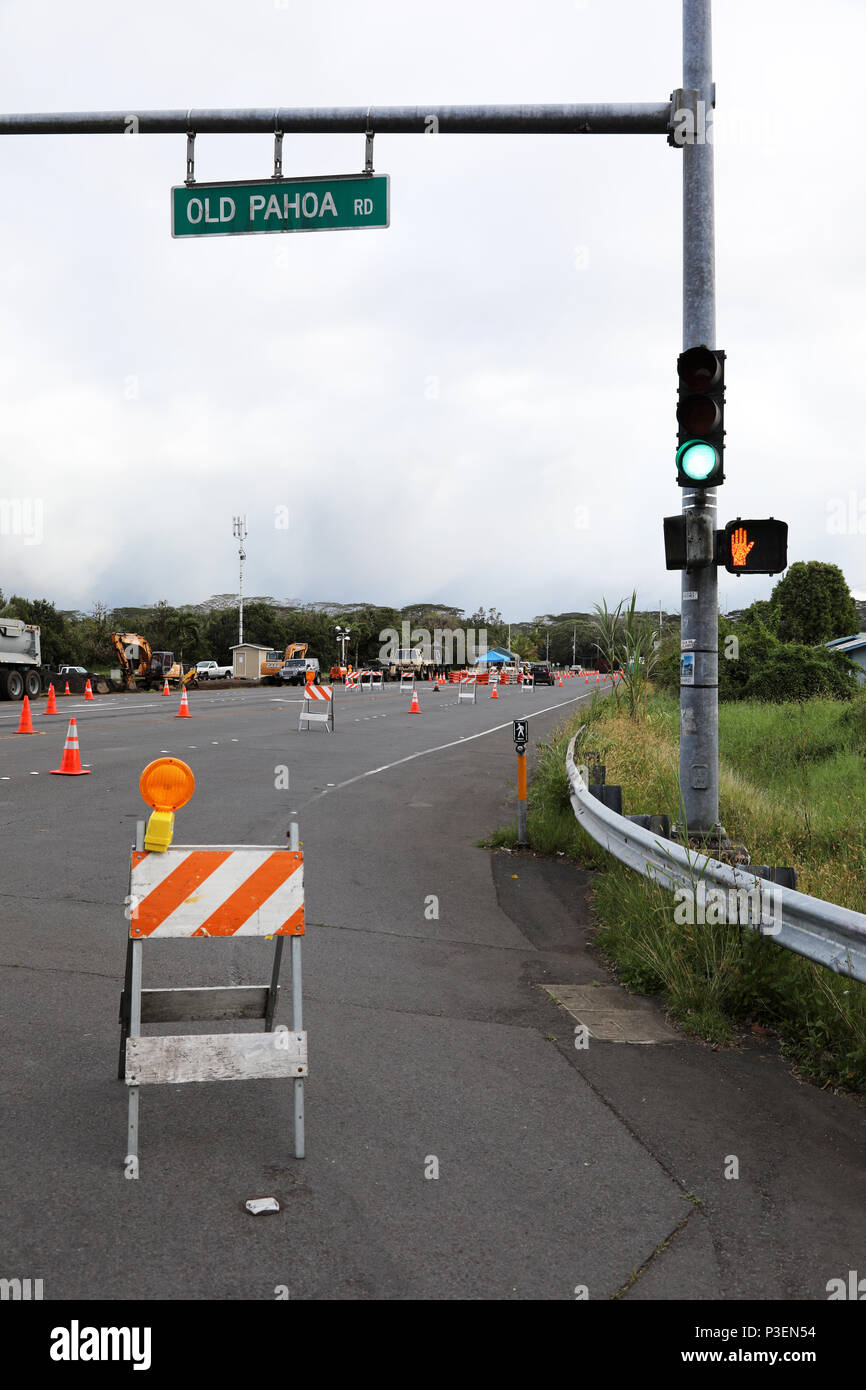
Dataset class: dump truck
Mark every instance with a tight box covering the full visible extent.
[383,645,443,682]
[0,619,43,699]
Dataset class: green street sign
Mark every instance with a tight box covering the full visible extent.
[171,173,389,238]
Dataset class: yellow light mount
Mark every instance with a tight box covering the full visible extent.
[139,758,195,853]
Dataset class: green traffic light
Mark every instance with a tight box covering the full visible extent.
[676,440,719,482]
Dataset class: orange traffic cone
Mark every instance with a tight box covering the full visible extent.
[595,673,600,683]
[177,688,191,718]
[44,684,58,715]
[16,696,36,734]
[432,675,439,691]
[162,679,170,696]
[490,682,499,699]
[50,718,91,775]
[64,680,71,696]
[409,688,421,713]
[558,675,563,687]
[84,679,94,701]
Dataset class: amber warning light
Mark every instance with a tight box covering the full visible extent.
[139,757,195,852]
[722,518,788,576]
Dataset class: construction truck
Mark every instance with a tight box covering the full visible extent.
[383,645,443,683]
[111,633,197,691]
[260,643,309,684]
[0,619,44,700]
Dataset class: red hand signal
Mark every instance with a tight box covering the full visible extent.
[730,526,755,568]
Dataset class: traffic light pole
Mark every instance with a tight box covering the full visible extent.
[680,0,724,842]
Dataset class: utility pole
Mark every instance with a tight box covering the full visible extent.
[572,624,577,668]
[233,515,247,648]
[680,0,722,843]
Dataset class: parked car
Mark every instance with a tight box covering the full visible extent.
[279,659,309,686]
[58,665,88,676]
[196,660,233,680]
[529,662,555,685]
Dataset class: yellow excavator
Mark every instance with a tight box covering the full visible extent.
[111,633,197,691]
[259,642,308,684]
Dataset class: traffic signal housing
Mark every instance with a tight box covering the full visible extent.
[721,518,788,575]
[676,345,725,487]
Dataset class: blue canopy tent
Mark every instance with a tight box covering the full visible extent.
[474,648,518,665]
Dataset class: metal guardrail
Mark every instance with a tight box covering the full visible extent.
[565,734,866,985]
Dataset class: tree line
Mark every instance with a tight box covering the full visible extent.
[0,594,609,671]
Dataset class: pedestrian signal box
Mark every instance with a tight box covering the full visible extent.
[721,518,788,575]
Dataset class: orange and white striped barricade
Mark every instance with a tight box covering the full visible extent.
[359,669,384,693]
[399,671,415,695]
[298,683,334,732]
[457,673,477,704]
[345,671,361,693]
[119,823,307,1176]
[521,673,534,693]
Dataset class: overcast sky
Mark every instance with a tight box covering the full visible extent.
[0,0,864,622]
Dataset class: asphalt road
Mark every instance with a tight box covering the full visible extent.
[1,678,864,1302]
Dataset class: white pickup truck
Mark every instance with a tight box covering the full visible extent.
[195,660,233,680]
